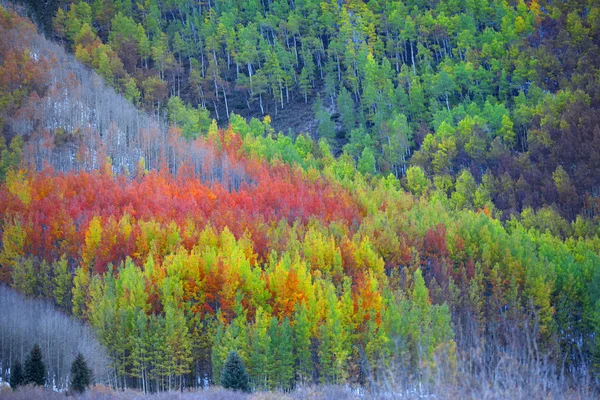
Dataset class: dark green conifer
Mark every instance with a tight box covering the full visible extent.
[70,353,92,393]
[9,359,24,390]
[220,351,250,392]
[24,344,46,386]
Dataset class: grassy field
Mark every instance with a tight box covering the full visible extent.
[0,378,593,400]
[2,384,358,400]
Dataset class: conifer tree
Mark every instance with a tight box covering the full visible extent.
[70,353,92,393]
[9,359,23,390]
[221,351,250,392]
[24,344,46,386]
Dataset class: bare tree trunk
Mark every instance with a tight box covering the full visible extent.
[248,63,253,94]
[411,40,416,76]
[213,100,220,120]
[279,81,284,109]
[223,86,230,119]
[293,36,298,66]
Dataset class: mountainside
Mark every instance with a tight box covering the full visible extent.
[0,2,247,186]
[11,0,600,222]
[0,1,599,397]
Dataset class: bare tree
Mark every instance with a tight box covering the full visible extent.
[1,9,249,190]
[0,285,112,390]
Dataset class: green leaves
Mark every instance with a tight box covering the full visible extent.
[167,96,210,139]
[406,165,429,197]
[0,135,23,183]
[314,96,335,143]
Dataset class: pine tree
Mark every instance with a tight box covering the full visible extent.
[24,344,46,386]
[9,360,24,390]
[221,351,250,392]
[70,353,92,393]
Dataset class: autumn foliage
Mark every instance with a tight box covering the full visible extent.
[0,1,599,395]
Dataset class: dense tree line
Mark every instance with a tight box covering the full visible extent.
[4,0,600,221]
[8,0,599,221]
[0,122,598,391]
[0,0,599,396]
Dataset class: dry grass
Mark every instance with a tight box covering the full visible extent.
[0,384,361,400]
[361,346,597,400]
[0,367,595,400]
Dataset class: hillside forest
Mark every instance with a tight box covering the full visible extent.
[1,0,600,397]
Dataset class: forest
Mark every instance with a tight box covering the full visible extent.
[0,0,599,397]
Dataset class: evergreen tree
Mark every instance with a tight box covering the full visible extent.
[70,353,92,393]
[221,351,250,392]
[9,359,23,390]
[24,344,46,386]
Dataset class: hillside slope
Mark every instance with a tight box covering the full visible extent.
[1,2,245,188]
[11,0,600,222]
[0,1,599,397]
